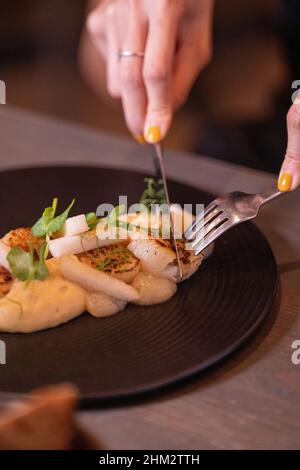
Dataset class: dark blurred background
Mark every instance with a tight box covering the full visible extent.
[0,0,298,173]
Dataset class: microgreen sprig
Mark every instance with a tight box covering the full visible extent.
[85,212,99,230]
[139,177,166,208]
[97,245,129,272]
[32,198,75,239]
[31,197,75,260]
[7,241,49,282]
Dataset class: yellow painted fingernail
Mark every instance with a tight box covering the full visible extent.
[278,172,292,191]
[145,125,161,144]
[135,134,146,145]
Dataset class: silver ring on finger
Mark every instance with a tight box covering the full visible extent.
[119,50,145,59]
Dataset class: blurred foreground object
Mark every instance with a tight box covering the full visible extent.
[0,384,99,450]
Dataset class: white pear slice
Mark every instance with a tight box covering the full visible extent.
[49,230,116,258]
[60,214,89,237]
[60,255,139,302]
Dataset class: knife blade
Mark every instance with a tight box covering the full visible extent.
[152,142,183,281]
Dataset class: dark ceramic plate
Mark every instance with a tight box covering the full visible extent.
[0,166,277,403]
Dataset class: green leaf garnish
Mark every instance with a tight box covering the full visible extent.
[7,242,49,282]
[32,198,75,239]
[85,212,99,230]
[7,247,34,282]
[139,178,166,208]
[35,242,49,280]
[31,198,57,238]
[97,245,129,272]
[98,259,108,271]
[47,199,75,234]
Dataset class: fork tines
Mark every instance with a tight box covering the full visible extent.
[184,187,285,256]
[184,201,230,255]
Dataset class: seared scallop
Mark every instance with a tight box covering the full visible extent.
[3,228,44,253]
[76,243,140,283]
[127,237,204,282]
[175,239,205,281]
[0,266,13,297]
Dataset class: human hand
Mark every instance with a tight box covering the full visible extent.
[278,100,300,191]
[87,0,214,143]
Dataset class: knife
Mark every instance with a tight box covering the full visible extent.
[152,142,183,281]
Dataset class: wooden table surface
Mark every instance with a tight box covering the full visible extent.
[0,106,299,450]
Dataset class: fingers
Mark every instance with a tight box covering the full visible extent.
[143,3,182,143]
[172,11,212,110]
[119,0,147,139]
[172,41,211,111]
[87,6,106,56]
[278,102,300,191]
[86,0,213,145]
[105,4,121,98]
[87,2,121,99]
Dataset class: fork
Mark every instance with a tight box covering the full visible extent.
[184,187,286,255]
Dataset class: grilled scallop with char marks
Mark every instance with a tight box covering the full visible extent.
[127,237,204,282]
[77,243,140,283]
[3,227,44,253]
[0,266,13,297]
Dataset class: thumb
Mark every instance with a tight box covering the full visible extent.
[278,101,300,191]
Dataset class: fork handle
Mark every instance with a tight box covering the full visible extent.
[258,188,287,206]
